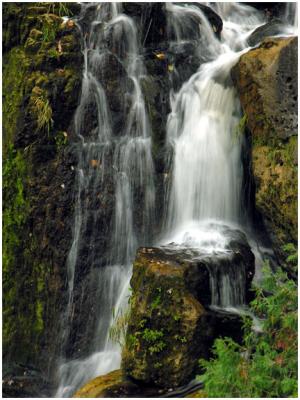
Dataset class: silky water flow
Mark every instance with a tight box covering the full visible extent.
[56,3,155,396]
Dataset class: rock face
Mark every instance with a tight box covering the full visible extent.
[2,2,82,391]
[122,230,255,388]
[231,37,298,272]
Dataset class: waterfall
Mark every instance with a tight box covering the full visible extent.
[56,3,155,397]
[54,2,297,396]
[162,3,265,308]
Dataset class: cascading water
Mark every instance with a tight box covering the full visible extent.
[56,3,155,397]
[163,3,267,309]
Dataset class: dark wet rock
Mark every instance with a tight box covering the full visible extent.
[2,364,53,398]
[3,2,82,390]
[244,3,287,20]
[247,19,287,47]
[123,3,168,48]
[231,37,297,271]
[122,229,255,388]
[178,3,223,38]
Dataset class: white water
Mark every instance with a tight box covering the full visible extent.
[56,3,155,397]
[163,2,296,308]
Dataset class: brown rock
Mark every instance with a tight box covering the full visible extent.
[231,36,298,269]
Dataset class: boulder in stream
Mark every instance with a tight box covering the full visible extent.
[122,226,255,388]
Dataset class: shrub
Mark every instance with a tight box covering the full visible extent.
[198,263,298,398]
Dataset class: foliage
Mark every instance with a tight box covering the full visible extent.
[150,287,162,311]
[41,19,56,42]
[234,113,247,139]
[109,307,131,348]
[282,243,298,268]
[55,131,68,149]
[198,263,298,398]
[39,2,74,17]
[30,86,53,132]
[141,328,166,354]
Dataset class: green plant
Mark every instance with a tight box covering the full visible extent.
[174,334,187,343]
[150,287,162,311]
[282,243,298,267]
[41,22,56,42]
[173,313,181,321]
[47,47,60,59]
[142,328,166,355]
[30,87,53,132]
[55,131,68,149]
[109,308,131,348]
[198,263,298,398]
[234,113,247,140]
[50,2,73,17]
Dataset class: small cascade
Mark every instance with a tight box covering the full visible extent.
[208,255,246,307]
[56,3,155,397]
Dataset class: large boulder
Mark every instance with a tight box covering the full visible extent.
[122,227,255,388]
[231,37,297,271]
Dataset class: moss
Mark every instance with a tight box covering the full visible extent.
[2,145,28,273]
[2,48,28,152]
[3,145,49,357]
[3,145,29,352]
[122,249,206,387]
[252,136,297,249]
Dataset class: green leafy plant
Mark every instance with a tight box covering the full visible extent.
[142,328,166,354]
[198,263,298,398]
[174,334,187,343]
[150,287,162,311]
[55,131,68,149]
[282,243,298,267]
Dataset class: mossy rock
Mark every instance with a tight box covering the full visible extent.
[2,1,82,380]
[231,36,298,269]
[73,369,159,398]
[122,238,254,388]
